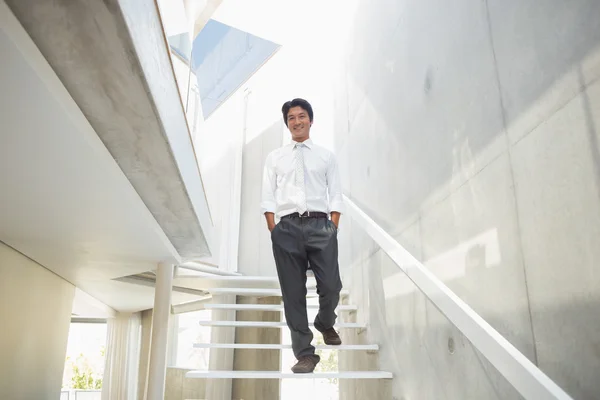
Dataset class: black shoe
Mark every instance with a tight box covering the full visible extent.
[291,355,320,373]
[321,327,342,345]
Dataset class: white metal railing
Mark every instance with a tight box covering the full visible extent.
[60,390,101,400]
[343,195,573,400]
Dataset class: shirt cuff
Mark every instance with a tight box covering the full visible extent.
[329,200,344,214]
[261,202,276,215]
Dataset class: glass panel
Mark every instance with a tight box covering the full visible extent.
[173,310,213,370]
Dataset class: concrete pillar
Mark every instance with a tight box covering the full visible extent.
[147,263,174,400]
[232,296,282,400]
[137,309,153,400]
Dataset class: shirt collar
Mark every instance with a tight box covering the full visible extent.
[291,138,314,149]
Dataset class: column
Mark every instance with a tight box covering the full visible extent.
[146,263,174,400]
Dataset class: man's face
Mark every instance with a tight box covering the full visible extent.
[286,106,311,141]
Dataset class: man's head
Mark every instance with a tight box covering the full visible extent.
[282,98,313,142]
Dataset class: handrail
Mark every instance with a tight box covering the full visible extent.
[342,194,573,400]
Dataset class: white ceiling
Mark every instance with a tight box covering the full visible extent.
[80,279,203,314]
[0,9,184,312]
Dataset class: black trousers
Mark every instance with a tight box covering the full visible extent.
[271,215,343,359]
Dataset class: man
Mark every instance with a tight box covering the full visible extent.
[260,98,344,374]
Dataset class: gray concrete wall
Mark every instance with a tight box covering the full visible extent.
[332,0,600,399]
[238,120,284,276]
[0,242,75,400]
[164,367,206,400]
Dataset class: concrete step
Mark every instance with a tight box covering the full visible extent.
[205,287,350,297]
[204,303,357,312]
[193,343,378,351]
[173,273,321,291]
[185,370,393,379]
[197,320,365,328]
[198,321,366,329]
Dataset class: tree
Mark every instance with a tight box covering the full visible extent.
[65,347,104,390]
[314,335,339,384]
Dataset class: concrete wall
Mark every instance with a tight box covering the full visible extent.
[238,120,283,276]
[6,0,213,260]
[164,367,206,400]
[332,0,600,399]
[0,242,75,400]
[195,91,245,271]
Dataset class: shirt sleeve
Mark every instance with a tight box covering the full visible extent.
[326,152,344,214]
[260,152,277,215]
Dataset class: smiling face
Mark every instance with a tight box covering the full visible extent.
[286,106,311,142]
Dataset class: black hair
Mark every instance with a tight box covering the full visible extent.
[281,98,314,127]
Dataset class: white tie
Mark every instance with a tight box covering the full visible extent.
[295,143,307,215]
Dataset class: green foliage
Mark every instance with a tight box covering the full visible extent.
[65,349,104,390]
[314,335,339,384]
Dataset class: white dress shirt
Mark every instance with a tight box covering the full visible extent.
[261,138,344,218]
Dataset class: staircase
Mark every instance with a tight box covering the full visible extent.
[181,274,393,393]
[173,195,576,400]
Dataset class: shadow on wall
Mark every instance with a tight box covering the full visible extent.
[353,247,600,400]
[363,254,525,400]
[579,66,600,204]
[335,0,600,230]
[238,119,284,277]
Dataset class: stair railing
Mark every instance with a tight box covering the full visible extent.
[343,195,572,400]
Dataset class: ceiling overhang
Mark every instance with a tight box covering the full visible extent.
[5,0,214,260]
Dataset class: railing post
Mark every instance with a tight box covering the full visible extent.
[147,262,174,400]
